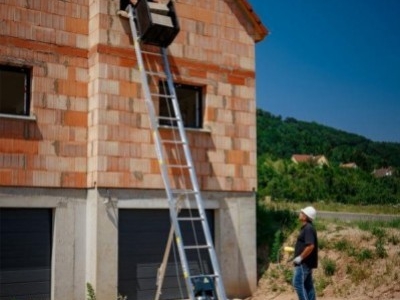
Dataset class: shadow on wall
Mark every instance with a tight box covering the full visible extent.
[0,118,42,140]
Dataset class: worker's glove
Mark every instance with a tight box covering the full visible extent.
[293,256,302,265]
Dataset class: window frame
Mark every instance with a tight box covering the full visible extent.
[158,81,203,129]
[0,64,32,117]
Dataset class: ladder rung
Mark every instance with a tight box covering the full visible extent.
[145,70,166,77]
[166,164,191,169]
[141,50,162,56]
[177,217,204,221]
[172,189,198,194]
[184,245,211,250]
[190,274,219,280]
[161,139,185,145]
[158,116,179,121]
[151,93,174,99]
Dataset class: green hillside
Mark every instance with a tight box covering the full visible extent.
[257,109,400,171]
[256,108,400,205]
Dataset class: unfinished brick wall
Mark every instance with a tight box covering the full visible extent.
[0,0,89,187]
[0,0,259,192]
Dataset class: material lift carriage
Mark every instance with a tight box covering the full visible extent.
[118,1,227,300]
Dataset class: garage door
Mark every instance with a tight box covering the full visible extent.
[0,208,52,300]
[119,209,214,300]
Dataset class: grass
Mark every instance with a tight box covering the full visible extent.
[346,265,371,284]
[321,257,336,276]
[333,239,354,252]
[264,200,400,215]
[357,218,400,230]
[315,276,330,297]
[355,248,373,262]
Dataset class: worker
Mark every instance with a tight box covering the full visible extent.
[292,206,318,300]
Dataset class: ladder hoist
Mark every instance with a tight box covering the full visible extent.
[118,1,227,300]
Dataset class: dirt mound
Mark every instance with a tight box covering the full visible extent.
[249,222,400,300]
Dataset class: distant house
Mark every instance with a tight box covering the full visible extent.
[291,154,329,166]
[372,167,394,178]
[340,162,358,169]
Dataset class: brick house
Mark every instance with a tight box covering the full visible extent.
[0,1,267,299]
[340,162,358,169]
[372,167,394,178]
[291,154,329,166]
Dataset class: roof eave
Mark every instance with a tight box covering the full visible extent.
[238,0,269,43]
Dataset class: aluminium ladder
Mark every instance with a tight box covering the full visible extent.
[124,3,227,300]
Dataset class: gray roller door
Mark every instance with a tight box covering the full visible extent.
[0,209,52,300]
[119,209,214,300]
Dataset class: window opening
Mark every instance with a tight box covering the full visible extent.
[159,82,203,129]
[0,65,31,116]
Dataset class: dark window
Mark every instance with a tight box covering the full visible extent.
[0,65,31,116]
[159,82,203,129]
[120,0,130,10]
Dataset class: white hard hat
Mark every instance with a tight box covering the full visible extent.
[301,206,316,220]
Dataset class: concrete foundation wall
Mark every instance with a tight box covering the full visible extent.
[0,187,256,300]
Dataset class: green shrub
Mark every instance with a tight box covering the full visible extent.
[318,237,328,250]
[355,248,373,262]
[87,283,96,300]
[315,276,330,296]
[333,239,353,252]
[86,283,128,300]
[321,258,336,276]
[314,220,328,231]
[372,227,386,239]
[375,238,388,258]
[282,268,293,284]
[256,204,297,277]
[347,265,370,284]
[388,234,400,245]
[270,230,283,263]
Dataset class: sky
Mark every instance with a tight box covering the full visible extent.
[248,0,400,143]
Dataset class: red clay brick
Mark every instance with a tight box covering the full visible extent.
[63,111,87,127]
[0,170,12,186]
[68,67,77,81]
[58,79,87,97]
[120,81,138,98]
[150,158,160,174]
[227,74,245,85]
[226,150,249,165]
[188,68,207,79]
[13,140,39,154]
[0,139,13,152]
[176,3,213,23]
[0,36,87,58]
[61,172,86,188]
[66,17,88,34]
[205,107,216,121]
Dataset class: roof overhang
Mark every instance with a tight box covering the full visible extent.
[238,0,269,43]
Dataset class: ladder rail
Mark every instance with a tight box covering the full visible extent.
[127,6,196,300]
[126,4,227,300]
[161,47,227,300]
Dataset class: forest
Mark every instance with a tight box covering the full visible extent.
[256,109,400,205]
